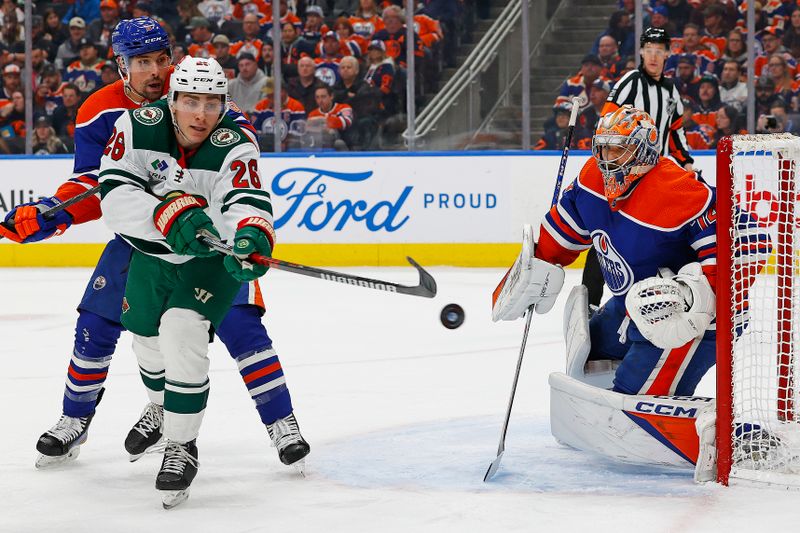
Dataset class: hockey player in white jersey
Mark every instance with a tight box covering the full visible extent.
[98,56,275,508]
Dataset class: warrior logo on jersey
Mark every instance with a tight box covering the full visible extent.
[592,230,634,295]
[210,128,241,147]
[133,106,164,125]
[93,276,106,290]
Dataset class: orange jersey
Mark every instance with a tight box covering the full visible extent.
[414,14,442,49]
[188,42,217,59]
[308,102,353,130]
[232,0,270,20]
[230,38,266,59]
[349,15,384,38]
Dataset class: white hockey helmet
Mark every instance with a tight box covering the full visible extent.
[168,56,228,123]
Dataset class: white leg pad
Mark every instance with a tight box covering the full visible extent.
[549,372,715,469]
[132,334,165,405]
[159,307,212,443]
[694,405,717,483]
[563,285,618,389]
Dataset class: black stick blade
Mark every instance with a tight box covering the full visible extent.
[405,256,437,298]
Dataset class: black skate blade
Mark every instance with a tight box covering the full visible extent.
[161,488,190,509]
[35,446,81,469]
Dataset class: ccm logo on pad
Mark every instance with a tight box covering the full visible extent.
[632,402,697,418]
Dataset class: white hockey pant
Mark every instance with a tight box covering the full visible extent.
[132,307,211,443]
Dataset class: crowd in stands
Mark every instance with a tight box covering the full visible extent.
[0,0,468,154]
[537,0,800,151]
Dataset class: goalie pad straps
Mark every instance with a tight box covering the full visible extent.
[626,263,715,350]
[492,224,565,321]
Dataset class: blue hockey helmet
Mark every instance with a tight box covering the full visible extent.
[111,17,170,61]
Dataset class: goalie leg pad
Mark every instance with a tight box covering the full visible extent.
[563,285,619,388]
[492,224,565,321]
[549,372,715,468]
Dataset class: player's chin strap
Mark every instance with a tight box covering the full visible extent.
[116,58,152,106]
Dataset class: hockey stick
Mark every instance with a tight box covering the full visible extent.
[0,185,102,237]
[483,96,583,482]
[197,230,437,298]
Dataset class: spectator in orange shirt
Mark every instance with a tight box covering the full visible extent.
[259,0,302,34]
[691,74,722,130]
[334,16,367,56]
[230,13,266,60]
[753,26,795,78]
[307,84,353,150]
[232,0,270,21]
[186,17,216,59]
[350,0,385,38]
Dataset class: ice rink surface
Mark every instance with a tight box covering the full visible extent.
[1,266,797,532]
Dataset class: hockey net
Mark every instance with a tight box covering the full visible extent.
[717,134,800,487]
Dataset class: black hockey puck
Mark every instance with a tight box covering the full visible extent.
[440,303,465,329]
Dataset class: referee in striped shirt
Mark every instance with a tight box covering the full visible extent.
[583,26,694,307]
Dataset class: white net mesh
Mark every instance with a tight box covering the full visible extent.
[727,134,800,486]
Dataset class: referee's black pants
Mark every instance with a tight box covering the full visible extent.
[582,247,604,307]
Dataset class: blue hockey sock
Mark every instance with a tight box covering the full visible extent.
[217,305,294,425]
[63,311,123,417]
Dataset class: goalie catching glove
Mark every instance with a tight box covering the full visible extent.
[625,263,715,349]
[492,224,565,321]
[153,193,219,257]
[224,217,274,282]
[0,197,73,243]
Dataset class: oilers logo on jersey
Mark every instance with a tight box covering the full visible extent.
[592,230,633,295]
[315,66,338,87]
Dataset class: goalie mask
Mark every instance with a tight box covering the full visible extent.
[592,105,660,201]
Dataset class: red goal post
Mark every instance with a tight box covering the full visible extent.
[716,134,800,488]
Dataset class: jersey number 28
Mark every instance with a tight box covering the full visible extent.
[103,128,126,161]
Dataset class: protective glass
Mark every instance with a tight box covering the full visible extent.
[173,96,226,116]
[126,53,172,73]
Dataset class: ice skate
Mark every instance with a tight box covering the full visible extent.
[266,413,310,474]
[155,440,198,510]
[35,413,94,469]
[125,402,163,462]
[35,389,103,469]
